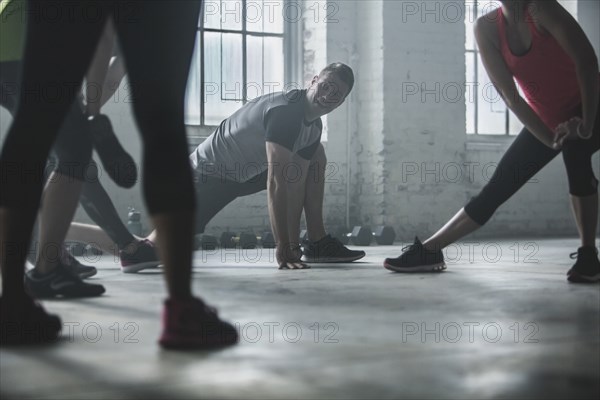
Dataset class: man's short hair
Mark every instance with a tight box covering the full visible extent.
[319,63,354,93]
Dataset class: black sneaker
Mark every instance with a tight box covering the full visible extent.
[159,297,239,350]
[301,234,366,263]
[0,296,62,345]
[120,239,161,273]
[89,114,138,188]
[25,264,106,298]
[383,237,446,272]
[567,247,600,283]
[61,246,97,279]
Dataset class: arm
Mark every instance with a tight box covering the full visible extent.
[86,18,117,116]
[286,152,310,249]
[474,16,556,148]
[533,0,599,139]
[99,54,127,107]
[266,142,307,269]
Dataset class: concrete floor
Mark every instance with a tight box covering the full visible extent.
[1,237,599,399]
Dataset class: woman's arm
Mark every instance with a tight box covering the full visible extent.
[532,0,599,139]
[474,14,556,148]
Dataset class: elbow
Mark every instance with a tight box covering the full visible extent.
[501,92,519,111]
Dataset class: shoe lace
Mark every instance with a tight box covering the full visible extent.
[570,248,599,260]
[401,243,416,252]
[60,246,79,267]
[330,236,344,247]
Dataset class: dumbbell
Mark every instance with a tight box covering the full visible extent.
[346,226,373,246]
[84,244,103,256]
[220,231,237,249]
[233,232,259,249]
[332,226,350,245]
[220,231,260,249]
[261,231,276,248]
[198,234,218,250]
[373,225,396,245]
[66,242,86,257]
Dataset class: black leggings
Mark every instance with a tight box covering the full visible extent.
[465,107,600,225]
[1,61,134,249]
[0,1,199,217]
[0,61,92,180]
[192,171,268,234]
[77,160,135,248]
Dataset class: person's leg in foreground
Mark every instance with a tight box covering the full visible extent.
[112,0,237,348]
[0,0,108,345]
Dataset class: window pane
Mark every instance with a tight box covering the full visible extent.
[220,0,243,31]
[477,56,507,134]
[263,0,284,34]
[263,37,284,89]
[509,81,524,135]
[465,52,476,134]
[246,36,284,100]
[246,36,264,99]
[185,32,202,125]
[465,2,477,50]
[508,112,522,135]
[203,1,221,29]
[246,0,284,34]
[203,0,242,30]
[204,32,244,125]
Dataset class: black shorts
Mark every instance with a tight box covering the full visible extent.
[193,170,268,234]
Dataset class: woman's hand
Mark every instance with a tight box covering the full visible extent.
[276,244,309,270]
[553,117,583,149]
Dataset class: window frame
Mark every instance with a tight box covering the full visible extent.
[187,0,299,129]
[465,1,518,137]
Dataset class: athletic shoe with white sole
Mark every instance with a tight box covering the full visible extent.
[383,237,446,272]
[301,234,366,263]
[120,239,161,273]
[25,264,106,298]
[159,297,238,350]
[567,246,600,283]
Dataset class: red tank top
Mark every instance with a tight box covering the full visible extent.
[497,7,582,130]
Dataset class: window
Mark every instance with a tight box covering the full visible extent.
[465,0,522,135]
[186,0,292,126]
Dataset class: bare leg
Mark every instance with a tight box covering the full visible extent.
[422,208,481,251]
[146,229,157,243]
[35,172,83,274]
[99,54,127,107]
[570,194,598,248]
[66,222,120,255]
[304,144,327,242]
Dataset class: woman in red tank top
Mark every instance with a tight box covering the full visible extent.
[384,0,600,283]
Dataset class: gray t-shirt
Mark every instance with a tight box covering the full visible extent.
[189,89,323,183]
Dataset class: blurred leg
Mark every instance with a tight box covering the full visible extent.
[0,0,107,299]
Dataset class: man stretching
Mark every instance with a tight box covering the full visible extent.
[150,63,364,269]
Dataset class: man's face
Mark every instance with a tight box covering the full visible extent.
[306,72,351,117]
